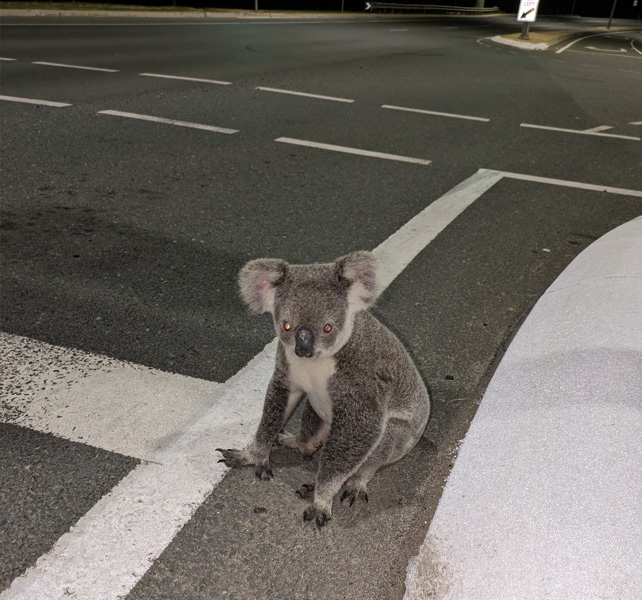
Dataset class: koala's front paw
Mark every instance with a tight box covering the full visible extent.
[303,505,331,529]
[254,463,274,481]
[295,483,315,500]
[216,448,252,468]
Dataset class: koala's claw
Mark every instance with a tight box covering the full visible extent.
[340,489,369,507]
[216,448,249,468]
[303,506,330,529]
[295,484,315,500]
[254,464,273,481]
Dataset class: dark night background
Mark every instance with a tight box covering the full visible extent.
[6,0,642,18]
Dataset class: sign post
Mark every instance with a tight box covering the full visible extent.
[517,0,540,39]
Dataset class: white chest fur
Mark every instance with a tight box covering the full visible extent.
[286,352,336,424]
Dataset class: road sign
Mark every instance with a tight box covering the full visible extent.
[517,0,540,22]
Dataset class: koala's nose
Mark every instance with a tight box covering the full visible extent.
[295,329,315,358]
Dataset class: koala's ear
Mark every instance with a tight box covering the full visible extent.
[239,258,289,315]
[335,251,382,309]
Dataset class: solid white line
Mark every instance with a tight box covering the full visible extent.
[98,110,238,134]
[0,170,493,600]
[632,39,642,57]
[521,122,640,141]
[275,137,431,165]
[382,104,490,123]
[583,125,613,133]
[497,169,642,198]
[0,94,71,107]
[373,169,504,289]
[555,31,619,54]
[140,72,232,85]
[256,86,354,103]
[33,61,119,73]
[0,333,221,461]
[630,121,642,125]
[0,57,17,61]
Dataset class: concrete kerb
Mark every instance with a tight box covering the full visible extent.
[0,7,500,19]
[404,215,642,599]
[489,26,642,51]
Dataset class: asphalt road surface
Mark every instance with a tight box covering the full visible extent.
[1,13,641,600]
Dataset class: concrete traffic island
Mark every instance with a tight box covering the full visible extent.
[405,216,642,599]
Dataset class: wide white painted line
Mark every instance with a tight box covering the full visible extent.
[521,122,640,141]
[0,94,71,108]
[555,31,616,55]
[0,169,494,600]
[405,216,642,599]
[382,104,490,123]
[33,61,119,73]
[631,120,642,125]
[496,169,642,198]
[0,57,17,61]
[256,86,354,103]
[373,169,504,289]
[275,136,432,165]
[0,332,220,461]
[140,72,232,85]
[98,110,239,134]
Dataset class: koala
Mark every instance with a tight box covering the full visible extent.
[217,251,430,527]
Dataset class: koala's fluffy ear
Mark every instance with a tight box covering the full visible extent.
[335,251,382,310]
[239,258,289,315]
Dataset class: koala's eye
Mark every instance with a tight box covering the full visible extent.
[323,324,332,333]
[283,322,291,331]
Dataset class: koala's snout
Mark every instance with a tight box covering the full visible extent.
[295,329,315,358]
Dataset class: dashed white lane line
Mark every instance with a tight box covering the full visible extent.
[32,61,119,73]
[256,86,355,103]
[520,122,641,141]
[98,110,239,134]
[140,72,232,85]
[0,168,493,600]
[0,57,17,61]
[0,94,71,107]
[631,120,642,125]
[382,104,490,123]
[275,136,431,165]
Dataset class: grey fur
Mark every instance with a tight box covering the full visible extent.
[218,251,430,528]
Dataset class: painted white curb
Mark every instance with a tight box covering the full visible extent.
[489,34,548,50]
[405,215,642,599]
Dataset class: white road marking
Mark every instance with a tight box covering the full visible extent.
[520,122,640,141]
[275,136,432,165]
[556,31,623,54]
[32,61,119,73]
[382,104,490,123]
[0,333,220,461]
[4,168,642,600]
[0,170,494,600]
[630,120,642,125]
[632,39,642,57]
[0,94,71,107]
[584,46,627,53]
[0,57,17,61]
[496,169,642,198]
[256,86,354,103]
[140,72,232,85]
[98,110,239,134]
[583,125,613,133]
[373,169,504,289]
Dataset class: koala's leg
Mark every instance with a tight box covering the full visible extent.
[218,375,301,481]
[341,418,412,506]
[302,404,383,527]
[279,401,329,457]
